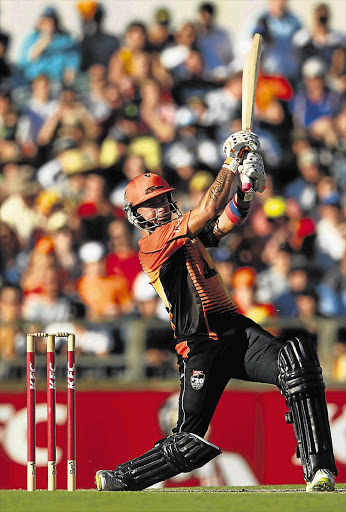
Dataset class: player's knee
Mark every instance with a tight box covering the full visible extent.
[175,422,209,439]
[161,432,221,472]
[278,337,324,396]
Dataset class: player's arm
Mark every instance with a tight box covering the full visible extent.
[187,131,260,238]
[211,151,266,242]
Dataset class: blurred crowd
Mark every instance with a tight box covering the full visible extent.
[0,0,345,380]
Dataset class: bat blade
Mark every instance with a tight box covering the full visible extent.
[242,33,263,132]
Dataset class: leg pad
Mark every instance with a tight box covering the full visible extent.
[279,337,337,482]
[114,432,221,490]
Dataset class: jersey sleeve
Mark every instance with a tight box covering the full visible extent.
[197,217,221,248]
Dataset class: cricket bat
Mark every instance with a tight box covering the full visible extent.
[241,33,263,192]
[242,33,263,132]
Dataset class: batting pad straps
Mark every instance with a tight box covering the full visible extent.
[279,337,337,482]
[225,196,250,225]
[114,432,221,490]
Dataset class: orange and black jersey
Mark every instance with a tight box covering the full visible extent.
[139,212,238,343]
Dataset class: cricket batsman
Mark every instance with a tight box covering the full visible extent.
[95,130,337,492]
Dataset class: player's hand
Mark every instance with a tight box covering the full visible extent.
[223,131,260,161]
[238,152,266,200]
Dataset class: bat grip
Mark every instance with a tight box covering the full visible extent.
[240,149,254,193]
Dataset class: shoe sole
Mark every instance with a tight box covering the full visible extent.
[306,479,335,492]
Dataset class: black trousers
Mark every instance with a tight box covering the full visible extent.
[173,314,285,437]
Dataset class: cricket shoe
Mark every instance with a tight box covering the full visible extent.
[95,470,128,491]
[306,469,335,492]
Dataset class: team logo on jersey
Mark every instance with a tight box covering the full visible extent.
[191,370,205,390]
[173,218,183,232]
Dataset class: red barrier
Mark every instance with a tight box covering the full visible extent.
[0,389,345,489]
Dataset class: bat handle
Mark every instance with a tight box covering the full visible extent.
[242,181,253,193]
[240,149,254,193]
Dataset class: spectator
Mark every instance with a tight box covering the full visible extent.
[130,50,154,88]
[288,215,316,256]
[195,2,233,80]
[251,0,302,83]
[164,102,220,188]
[109,153,147,210]
[332,329,346,382]
[17,6,80,85]
[174,21,198,51]
[0,166,42,244]
[99,126,131,191]
[0,285,23,362]
[290,56,342,147]
[105,219,142,291]
[45,212,80,292]
[212,249,234,293]
[262,196,292,246]
[0,85,22,164]
[284,148,322,213]
[184,170,214,209]
[256,242,292,303]
[37,86,99,148]
[0,29,11,84]
[44,320,115,357]
[127,133,162,175]
[20,236,67,297]
[254,71,295,174]
[96,82,124,142]
[77,1,120,72]
[318,253,346,317]
[139,78,176,144]
[170,49,216,105]
[17,74,58,147]
[159,21,197,80]
[274,256,310,316]
[76,241,132,320]
[147,7,175,53]
[22,264,71,323]
[201,70,242,143]
[231,267,276,325]
[36,136,98,192]
[76,173,114,242]
[108,22,148,86]
[81,64,111,122]
[34,187,65,229]
[279,288,321,347]
[131,272,174,378]
[293,3,346,72]
[117,77,142,131]
[132,271,167,321]
[315,192,345,269]
[77,173,113,218]
[0,222,23,286]
[328,47,346,94]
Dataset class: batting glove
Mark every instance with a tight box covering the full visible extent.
[238,152,266,201]
[222,156,239,174]
[223,131,260,162]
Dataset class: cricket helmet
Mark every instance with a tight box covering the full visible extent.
[124,173,182,231]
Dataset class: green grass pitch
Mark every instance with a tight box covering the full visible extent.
[1,486,346,512]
